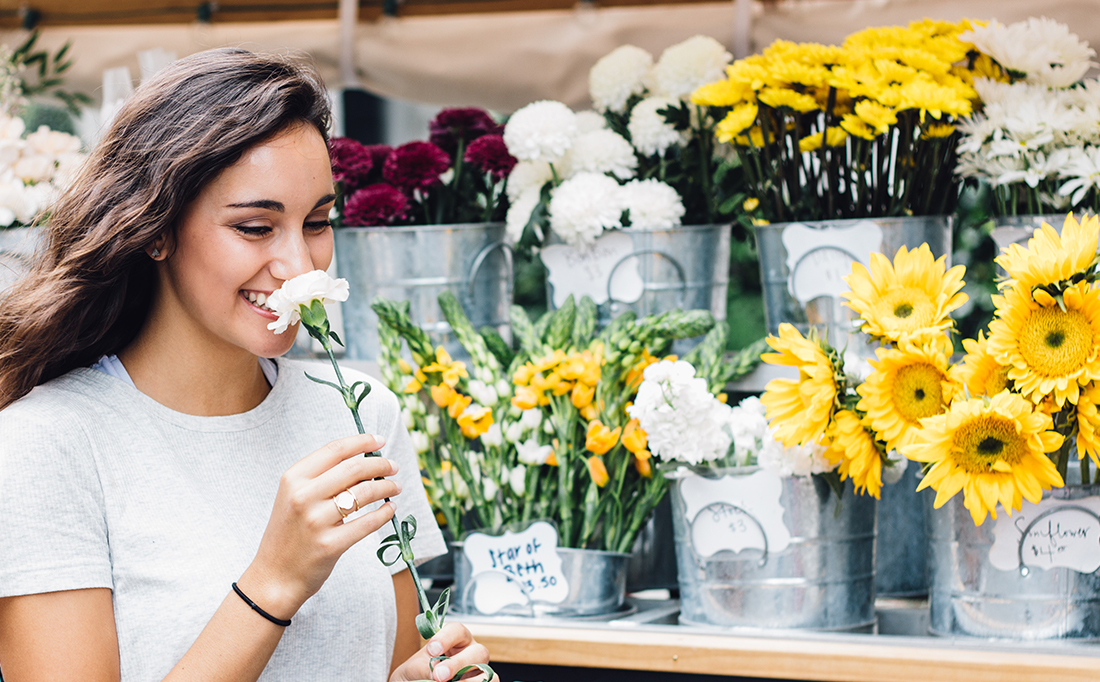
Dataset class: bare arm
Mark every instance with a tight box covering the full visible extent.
[0,589,120,680]
[390,569,423,678]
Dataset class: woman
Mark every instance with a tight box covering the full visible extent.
[0,48,487,681]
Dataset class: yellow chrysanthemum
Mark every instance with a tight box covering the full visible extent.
[857,339,954,453]
[757,87,820,113]
[798,127,848,153]
[904,392,1064,525]
[715,101,759,143]
[1077,383,1100,468]
[825,410,884,499]
[840,113,877,140]
[921,122,956,139]
[994,214,1100,292]
[760,323,838,447]
[854,100,898,134]
[733,126,772,147]
[895,73,973,121]
[842,243,968,344]
[952,332,1012,398]
[986,282,1100,407]
[691,79,752,107]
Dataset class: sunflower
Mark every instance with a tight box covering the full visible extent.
[986,282,1100,407]
[842,243,967,344]
[904,392,1064,525]
[760,323,839,447]
[825,410,884,498]
[995,214,1099,292]
[952,332,1012,398]
[1077,382,1100,468]
[857,339,953,453]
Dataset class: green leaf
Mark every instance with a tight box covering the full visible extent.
[479,325,514,367]
[329,330,344,347]
[304,373,342,392]
[415,612,437,639]
[544,294,575,347]
[400,514,418,541]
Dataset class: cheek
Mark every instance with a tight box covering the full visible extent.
[309,232,335,271]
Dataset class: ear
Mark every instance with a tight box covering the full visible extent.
[148,233,172,261]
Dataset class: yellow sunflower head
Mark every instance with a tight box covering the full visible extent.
[904,391,1064,525]
[761,323,839,447]
[1077,382,1100,469]
[952,331,1012,398]
[995,214,1099,292]
[986,281,1100,408]
[856,338,954,453]
[842,243,967,345]
[825,409,885,498]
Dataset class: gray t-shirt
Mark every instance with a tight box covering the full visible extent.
[0,357,446,681]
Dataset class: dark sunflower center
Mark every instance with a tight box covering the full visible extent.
[976,437,1004,456]
[1046,330,1065,348]
[914,388,926,400]
[894,302,914,319]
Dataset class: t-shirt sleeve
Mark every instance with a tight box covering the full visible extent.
[0,395,113,597]
[375,386,448,575]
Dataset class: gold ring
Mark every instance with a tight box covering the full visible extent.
[334,489,360,518]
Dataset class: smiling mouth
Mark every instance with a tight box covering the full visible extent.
[242,290,277,314]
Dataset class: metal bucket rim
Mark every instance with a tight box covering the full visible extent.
[337,221,505,234]
[450,540,630,559]
[663,464,765,480]
[619,223,731,235]
[755,215,953,234]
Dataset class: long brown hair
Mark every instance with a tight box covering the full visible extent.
[0,48,331,409]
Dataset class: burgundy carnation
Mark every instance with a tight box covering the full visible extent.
[383,141,451,193]
[328,137,374,188]
[429,107,501,156]
[363,144,393,172]
[464,134,517,181]
[343,184,409,227]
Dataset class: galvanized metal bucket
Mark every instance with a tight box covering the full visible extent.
[927,466,1100,640]
[545,225,731,326]
[669,466,877,630]
[754,216,952,360]
[0,226,42,295]
[450,543,630,617]
[876,459,929,597]
[989,213,1078,254]
[333,223,512,360]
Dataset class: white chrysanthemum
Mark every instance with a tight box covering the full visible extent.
[647,35,732,100]
[548,172,625,247]
[505,186,542,243]
[628,96,684,156]
[575,110,608,134]
[620,178,685,230]
[506,159,554,202]
[628,359,733,465]
[565,129,638,180]
[266,269,350,334]
[756,433,835,478]
[503,100,578,162]
[589,44,653,114]
[1058,145,1100,205]
[962,18,1096,88]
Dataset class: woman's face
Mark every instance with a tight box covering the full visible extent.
[158,123,336,359]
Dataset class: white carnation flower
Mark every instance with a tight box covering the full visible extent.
[503,100,578,163]
[266,269,350,334]
[962,18,1096,88]
[628,359,733,465]
[628,96,684,156]
[756,433,835,478]
[506,159,554,202]
[548,172,625,247]
[505,186,542,243]
[647,35,732,100]
[589,45,653,114]
[621,178,685,230]
[516,438,553,465]
[565,129,638,180]
[575,110,608,134]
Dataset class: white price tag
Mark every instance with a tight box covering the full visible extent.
[680,470,791,559]
[781,221,883,305]
[540,231,644,307]
[989,496,1100,574]
[462,521,569,614]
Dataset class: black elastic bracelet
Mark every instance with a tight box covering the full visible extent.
[231,582,292,627]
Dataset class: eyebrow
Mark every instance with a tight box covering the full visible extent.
[227,194,337,212]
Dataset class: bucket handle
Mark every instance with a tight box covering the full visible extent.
[688,501,770,569]
[461,569,536,617]
[606,248,687,309]
[1015,503,1100,576]
[466,240,515,303]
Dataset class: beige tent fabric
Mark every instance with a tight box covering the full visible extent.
[2,0,1100,113]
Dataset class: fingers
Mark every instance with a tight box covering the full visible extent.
[293,433,387,479]
[333,499,397,546]
[315,451,399,499]
[425,625,489,682]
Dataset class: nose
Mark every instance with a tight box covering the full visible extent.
[268,229,316,282]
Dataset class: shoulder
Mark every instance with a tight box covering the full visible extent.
[0,369,109,443]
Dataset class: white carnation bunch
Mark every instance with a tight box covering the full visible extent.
[961,17,1096,89]
[505,187,542,242]
[266,269,350,334]
[628,96,684,156]
[589,45,653,114]
[756,436,836,478]
[503,100,578,163]
[628,359,733,466]
[574,110,609,134]
[506,159,554,202]
[547,172,625,247]
[620,178,685,230]
[647,35,732,100]
[564,129,638,180]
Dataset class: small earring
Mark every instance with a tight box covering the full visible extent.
[151,248,161,259]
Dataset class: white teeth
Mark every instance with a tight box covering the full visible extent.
[256,292,266,306]
[247,291,257,302]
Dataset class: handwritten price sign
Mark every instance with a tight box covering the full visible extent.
[462,521,569,614]
[989,496,1100,574]
[680,469,792,560]
[540,231,644,307]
